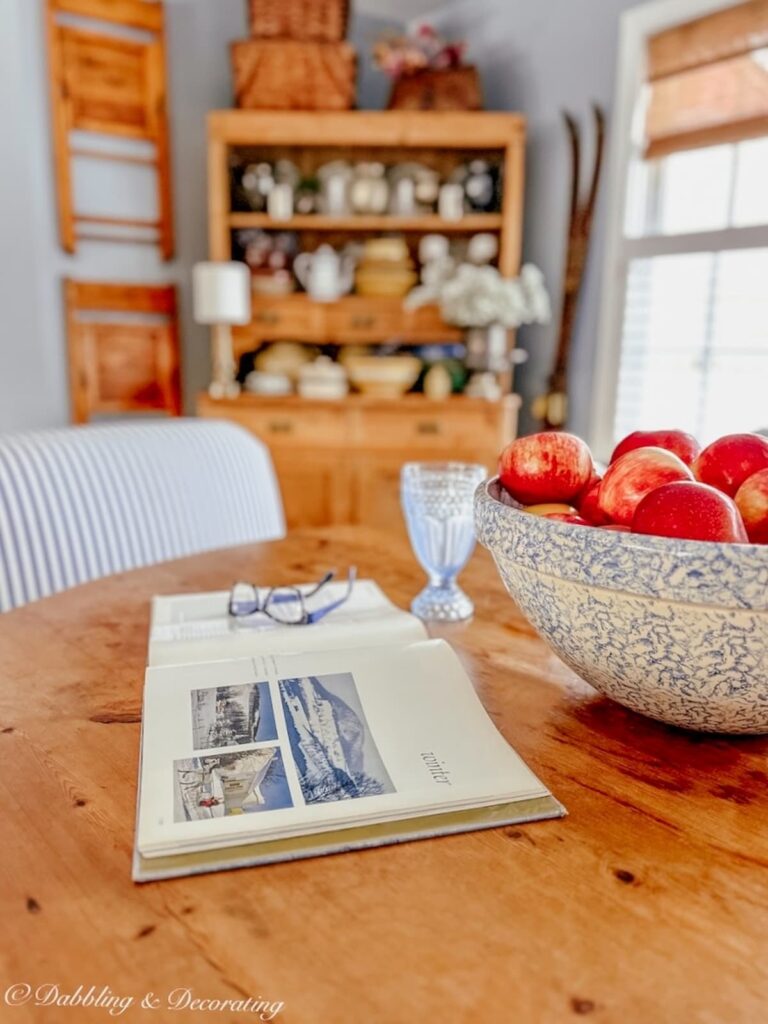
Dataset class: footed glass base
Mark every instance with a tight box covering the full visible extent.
[411,583,474,623]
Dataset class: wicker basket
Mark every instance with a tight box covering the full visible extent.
[388,67,483,112]
[248,0,349,42]
[232,40,356,111]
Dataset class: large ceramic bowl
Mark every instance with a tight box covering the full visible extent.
[346,355,422,398]
[475,478,768,734]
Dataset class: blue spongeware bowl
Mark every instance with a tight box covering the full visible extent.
[475,478,768,734]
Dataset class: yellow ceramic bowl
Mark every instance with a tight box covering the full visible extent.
[355,266,418,298]
[345,355,422,398]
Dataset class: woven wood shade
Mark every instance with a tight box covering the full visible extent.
[645,0,768,157]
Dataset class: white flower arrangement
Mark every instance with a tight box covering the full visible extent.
[406,262,551,329]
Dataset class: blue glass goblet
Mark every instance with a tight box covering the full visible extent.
[401,461,487,622]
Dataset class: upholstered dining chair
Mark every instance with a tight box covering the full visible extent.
[0,419,285,612]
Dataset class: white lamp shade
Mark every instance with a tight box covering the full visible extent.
[193,262,251,325]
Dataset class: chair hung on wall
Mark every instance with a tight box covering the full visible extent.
[0,419,285,612]
[65,279,182,424]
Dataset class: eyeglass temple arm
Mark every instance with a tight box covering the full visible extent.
[304,569,336,598]
[305,567,357,624]
[267,570,336,606]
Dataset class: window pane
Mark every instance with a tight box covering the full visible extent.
[732,137,768,227]
[614,254,711,441]
[702,248,768,437]
[700,352,768,439]
[711,247,768,350]
[626,136,768,235]
[656,145,733,234]
[613,250,768,446]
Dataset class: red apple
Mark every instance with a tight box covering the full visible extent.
[578,479,611,525]
[611,429,700,467]
[734,469,768,543]
[632,481,748,543]
[544,513,592,526]
[581,468,603,491]
[692,433,768,497]
[597,447,694,526]
[498,432,593,505]
[600,524,631,532]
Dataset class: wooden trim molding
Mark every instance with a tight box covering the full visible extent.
[206,109,525,148]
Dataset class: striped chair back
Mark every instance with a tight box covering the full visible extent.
[0,419,285,611]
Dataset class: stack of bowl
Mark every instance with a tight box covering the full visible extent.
[355,238,417,298]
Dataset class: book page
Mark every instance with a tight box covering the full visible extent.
[148,579,428,667]
[137,640,551,858]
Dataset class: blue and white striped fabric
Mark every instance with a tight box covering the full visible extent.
[0,419,285,612]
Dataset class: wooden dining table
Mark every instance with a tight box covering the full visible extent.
[1,525,766,1024]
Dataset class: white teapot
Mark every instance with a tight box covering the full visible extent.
[293,245,354,303]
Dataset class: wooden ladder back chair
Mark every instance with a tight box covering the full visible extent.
[64,279,182,424]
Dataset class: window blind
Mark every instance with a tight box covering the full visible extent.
[614,248,768,444]
[645,0,768,158]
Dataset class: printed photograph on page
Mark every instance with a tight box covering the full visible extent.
[173,747,292,822]
[191,681,277,750]
[279,673,395,804]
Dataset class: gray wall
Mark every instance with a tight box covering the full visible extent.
[0,0,399,435]
[165,0,251,409]
[428,0,638,436]
[351,10,402,110]
[0,0,69,433]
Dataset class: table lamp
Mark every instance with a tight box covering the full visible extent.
[193,261,251,398]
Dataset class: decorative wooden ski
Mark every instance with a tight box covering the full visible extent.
[533,104,605,429]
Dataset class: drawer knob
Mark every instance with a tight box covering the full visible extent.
[268,420,294,433]
[416,420,441,435]
[350,314,376,329]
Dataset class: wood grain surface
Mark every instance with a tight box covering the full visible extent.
[0,527,766,1024]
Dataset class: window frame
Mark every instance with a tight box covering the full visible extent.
[590,0,768,460]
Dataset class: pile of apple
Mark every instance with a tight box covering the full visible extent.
[498,429,768,544]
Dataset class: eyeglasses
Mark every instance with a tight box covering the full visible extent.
[228,567,357,626]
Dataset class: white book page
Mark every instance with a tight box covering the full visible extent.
[148,579,428,667]
[137,640,550,858]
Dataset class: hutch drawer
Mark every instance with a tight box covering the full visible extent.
[198,394,520,529]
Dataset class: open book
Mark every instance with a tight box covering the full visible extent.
[135,581,564,881]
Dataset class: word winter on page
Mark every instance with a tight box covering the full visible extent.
[420,751,453,785]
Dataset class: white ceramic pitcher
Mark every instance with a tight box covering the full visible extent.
[293,245,354,302]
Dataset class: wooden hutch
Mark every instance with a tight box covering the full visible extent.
[198,111,525,530]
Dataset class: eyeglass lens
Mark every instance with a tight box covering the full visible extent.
[230,583,260,616]
[264,587,305,625]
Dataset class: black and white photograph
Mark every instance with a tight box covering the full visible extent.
[191,681,277,749]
